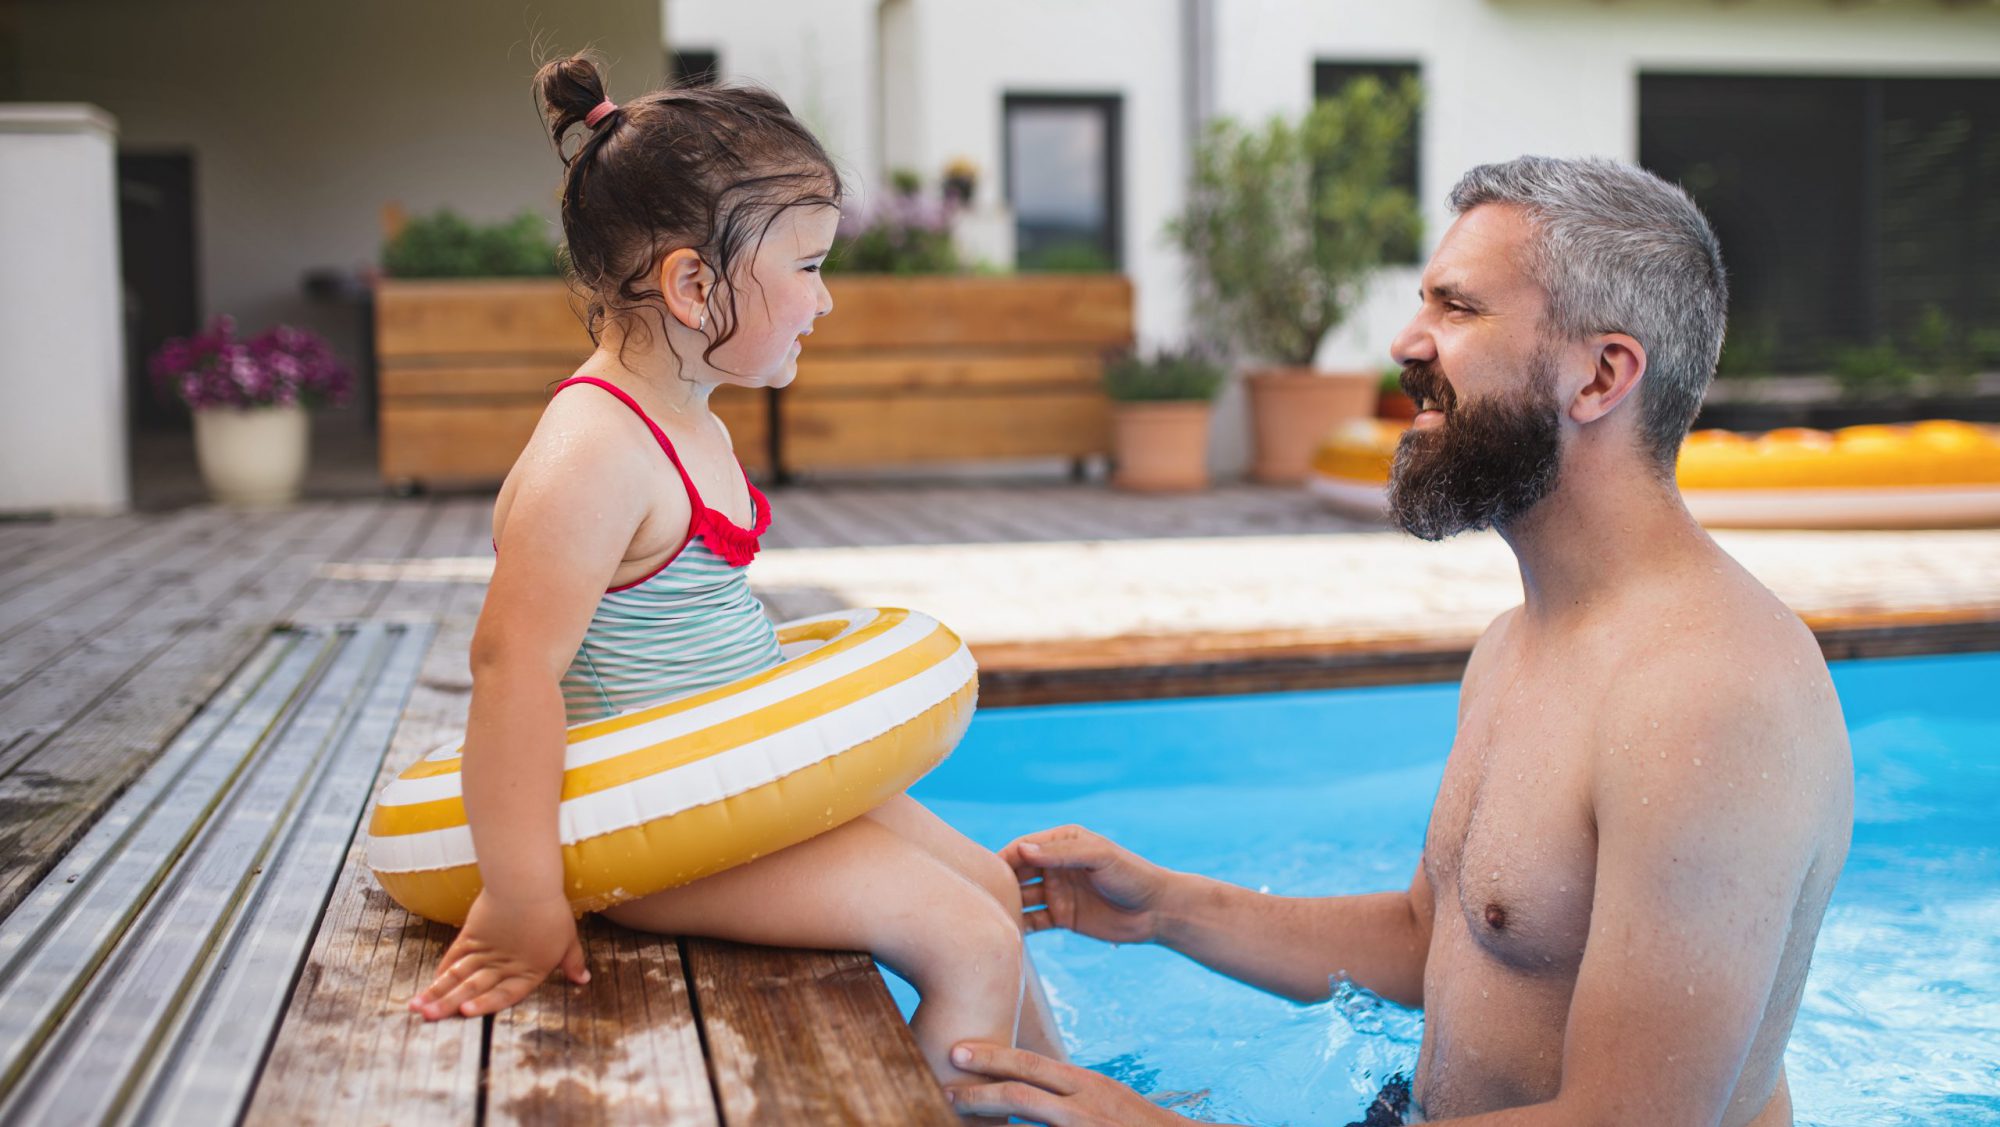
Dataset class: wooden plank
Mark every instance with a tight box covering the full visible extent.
[382,397,770,485]
[814,274,1132,350]
[0,501,389,917]
[247,500,495,1126]
[0,504,318,774]
[380,360,579,399]
[784,393,1112,469]
[683,939,956,1126]
[0,507,233,645]
[485,919,718,1127]
[137,624,432,1125]
[792,350,1104,394]
[295,500,441,624]
[376,279,589,359]
[0,515,138,596]
[0,632,305,1092]
[0,627,407,1125]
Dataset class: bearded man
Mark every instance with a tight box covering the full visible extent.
[946,156,1854,1127]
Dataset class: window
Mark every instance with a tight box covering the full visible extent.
[669,48,720,87]
[1315,60,1422,263]
[1004,95,1122,272]
[1641,74,2000,373]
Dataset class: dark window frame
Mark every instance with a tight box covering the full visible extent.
[1001,92,1125,271]
[669,48,720,87]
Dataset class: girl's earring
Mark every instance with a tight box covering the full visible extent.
[696,306,708,332]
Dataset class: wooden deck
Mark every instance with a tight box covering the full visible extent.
[3,485,1998,1123]
[0,483,1380,1124]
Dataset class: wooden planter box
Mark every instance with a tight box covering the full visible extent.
[780,273,1132,473]
[375,274,1133,487]
[374,279,768,488]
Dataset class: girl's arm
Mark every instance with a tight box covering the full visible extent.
[411,397,677,1019]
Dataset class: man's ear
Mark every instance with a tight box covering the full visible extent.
[657,248,715,330]
[1570,333,1647,425]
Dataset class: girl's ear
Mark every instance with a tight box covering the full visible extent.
[658,248,715,331]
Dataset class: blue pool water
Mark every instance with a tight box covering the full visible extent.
[890,650,2000,1126]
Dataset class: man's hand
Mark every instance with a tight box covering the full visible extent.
[409,889,589,1019]
[1003,825,1176,944]
[947,1042,1226,1126]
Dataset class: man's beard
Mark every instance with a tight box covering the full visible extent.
[1387,353,1565,542]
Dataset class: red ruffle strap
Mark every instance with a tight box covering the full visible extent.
[692,482,772,567]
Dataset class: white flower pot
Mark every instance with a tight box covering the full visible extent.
[192,404,309,507]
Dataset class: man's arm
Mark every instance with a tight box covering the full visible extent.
[1155,865,1433,1006]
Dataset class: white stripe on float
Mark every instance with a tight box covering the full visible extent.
[376,610,928,807]
[366,643,975,874]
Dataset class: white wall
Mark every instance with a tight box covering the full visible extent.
[0,106,128,514]
[8,0,663,380]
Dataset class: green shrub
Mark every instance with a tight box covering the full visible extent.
[1171,76,1422,366]
[1023,239,1114,274]
[1716,322,1776,381]
[1908,305,1977,391]
[1832,340,1915,398]
[1105,348,1227,403]
[382,210,561,278]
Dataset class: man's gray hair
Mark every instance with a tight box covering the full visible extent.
[1449,156,1728,471]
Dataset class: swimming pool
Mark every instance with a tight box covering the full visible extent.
[891,649,2000,1126]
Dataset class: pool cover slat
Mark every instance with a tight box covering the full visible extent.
[0,623,432,1125]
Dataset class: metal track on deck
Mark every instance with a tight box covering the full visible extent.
[0,623,432,1126]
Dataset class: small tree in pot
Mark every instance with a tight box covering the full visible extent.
[1174,76,1422,483]
[1105,347,1226,492]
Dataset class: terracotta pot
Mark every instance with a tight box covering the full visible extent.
[1111,401,1212,492]
[1246,368,1379,484]
[193,403,309,506]
[1377,389,1418,421]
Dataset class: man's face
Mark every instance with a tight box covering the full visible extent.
[1386,205,1568,541]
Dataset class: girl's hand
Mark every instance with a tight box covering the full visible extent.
[409,889,589,1020]
[1001,825,1177,945]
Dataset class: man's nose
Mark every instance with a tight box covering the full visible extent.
[1390,313,1435,368]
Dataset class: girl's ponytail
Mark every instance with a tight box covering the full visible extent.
[535,53,612,165]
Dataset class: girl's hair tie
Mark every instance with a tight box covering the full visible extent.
[584,99,620,128]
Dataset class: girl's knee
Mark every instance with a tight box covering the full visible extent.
[967,848,1023,916]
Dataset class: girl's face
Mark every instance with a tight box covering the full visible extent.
[704,203,839,389]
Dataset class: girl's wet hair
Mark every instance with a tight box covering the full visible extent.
[533,53,842,366]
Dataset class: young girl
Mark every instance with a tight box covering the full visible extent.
[406,54,1062,1095]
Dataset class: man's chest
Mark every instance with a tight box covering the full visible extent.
[1424,681,1599,974]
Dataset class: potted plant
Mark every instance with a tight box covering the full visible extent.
[1377,366,1416,420]
[1174,76,1422,483]
[150,316,352,506]
[1104,347,1226,492]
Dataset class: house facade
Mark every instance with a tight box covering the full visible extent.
[670,0,2000,474]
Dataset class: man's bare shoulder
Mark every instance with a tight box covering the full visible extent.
[1589,565,1850,843]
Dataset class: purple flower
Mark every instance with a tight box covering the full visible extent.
[149,316,352,411]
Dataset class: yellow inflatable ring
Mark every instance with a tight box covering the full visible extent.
[366,607,977,925]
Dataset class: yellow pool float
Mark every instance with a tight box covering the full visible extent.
[367,607,977,925]
[1308,419,2000,529]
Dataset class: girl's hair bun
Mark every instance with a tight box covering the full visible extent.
[535,53,611,158]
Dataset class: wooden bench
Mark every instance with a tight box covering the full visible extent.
[375,274,1133,488]
[0,621,954,1125]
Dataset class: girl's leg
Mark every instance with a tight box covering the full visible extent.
[601,815,1023,1092]
[862,796,1069,1062]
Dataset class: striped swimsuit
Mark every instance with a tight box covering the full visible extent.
[552,377,784,724]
